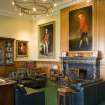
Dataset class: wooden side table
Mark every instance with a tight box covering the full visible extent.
[57,87,75,105]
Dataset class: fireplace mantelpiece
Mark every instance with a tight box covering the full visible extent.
[62,57,100,80]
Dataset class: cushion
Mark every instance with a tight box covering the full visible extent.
[16,84,26,94]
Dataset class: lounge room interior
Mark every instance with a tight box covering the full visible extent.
[0,0,105,105]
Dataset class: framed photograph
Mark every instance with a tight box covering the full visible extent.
[69,6,92,51]
[39,21,55,58]
[16,40,28,57]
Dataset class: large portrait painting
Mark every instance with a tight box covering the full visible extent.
[39,21,55,58]
[69,6,92,51]
[16,40,28,57]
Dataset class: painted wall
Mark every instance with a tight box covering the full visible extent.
[0,13,61,76]
[0,15,34,61]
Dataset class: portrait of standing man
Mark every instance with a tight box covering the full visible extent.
[43,28,49,56]
[78,13,89,48]
[39,22,55,58]
[69,6,92,51]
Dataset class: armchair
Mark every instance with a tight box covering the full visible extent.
[15,85,45,105]
[71,79,105,105]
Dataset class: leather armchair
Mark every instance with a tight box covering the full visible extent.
[72,79,105,105]
[15,86,45,105]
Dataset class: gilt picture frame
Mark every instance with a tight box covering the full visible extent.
[38,21,55,59]
[69,6,92,51]
[16,40,28,57]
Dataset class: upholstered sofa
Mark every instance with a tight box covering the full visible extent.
[15,85,45,105]
[20,75,47,89]
[9,70,47,89]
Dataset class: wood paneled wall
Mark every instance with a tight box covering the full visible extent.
[0,61,36,77]
[14,61,36,69]
[93,0,105,79]
[14,61,60,77]
[35,61,60,77]
[60,0,105,58]
[60,7,69,52]
[0,61,60,77]
[0,66,16,77]
[93,0,105,57]
[60,0,105,79]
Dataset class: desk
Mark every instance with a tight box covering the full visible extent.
[0,78,16,105]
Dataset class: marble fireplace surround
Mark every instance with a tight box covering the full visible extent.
[62,57,100,80]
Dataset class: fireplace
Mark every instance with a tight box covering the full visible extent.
[62,57,100,80]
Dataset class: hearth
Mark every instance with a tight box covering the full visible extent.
[66,68,88,80]
[79,69,87,79]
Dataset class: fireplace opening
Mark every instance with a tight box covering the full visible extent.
[67,68,88,81]
[79,69,87,80]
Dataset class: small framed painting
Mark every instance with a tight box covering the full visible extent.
[16,40,28,57]
[39,21,55,59]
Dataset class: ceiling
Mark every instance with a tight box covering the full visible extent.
[0,0,80,17]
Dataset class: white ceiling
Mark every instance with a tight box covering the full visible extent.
[0,0,15,12]
[0,0,81,17]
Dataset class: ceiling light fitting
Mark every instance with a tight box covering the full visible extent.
[12,0,60,16]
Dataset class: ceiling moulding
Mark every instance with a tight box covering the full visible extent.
[0,0,86,19]
[42,0,81,17]
[0,9,32,20]
[52,0,92,16]
[0,32,14,39]
[32,0,79,18]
